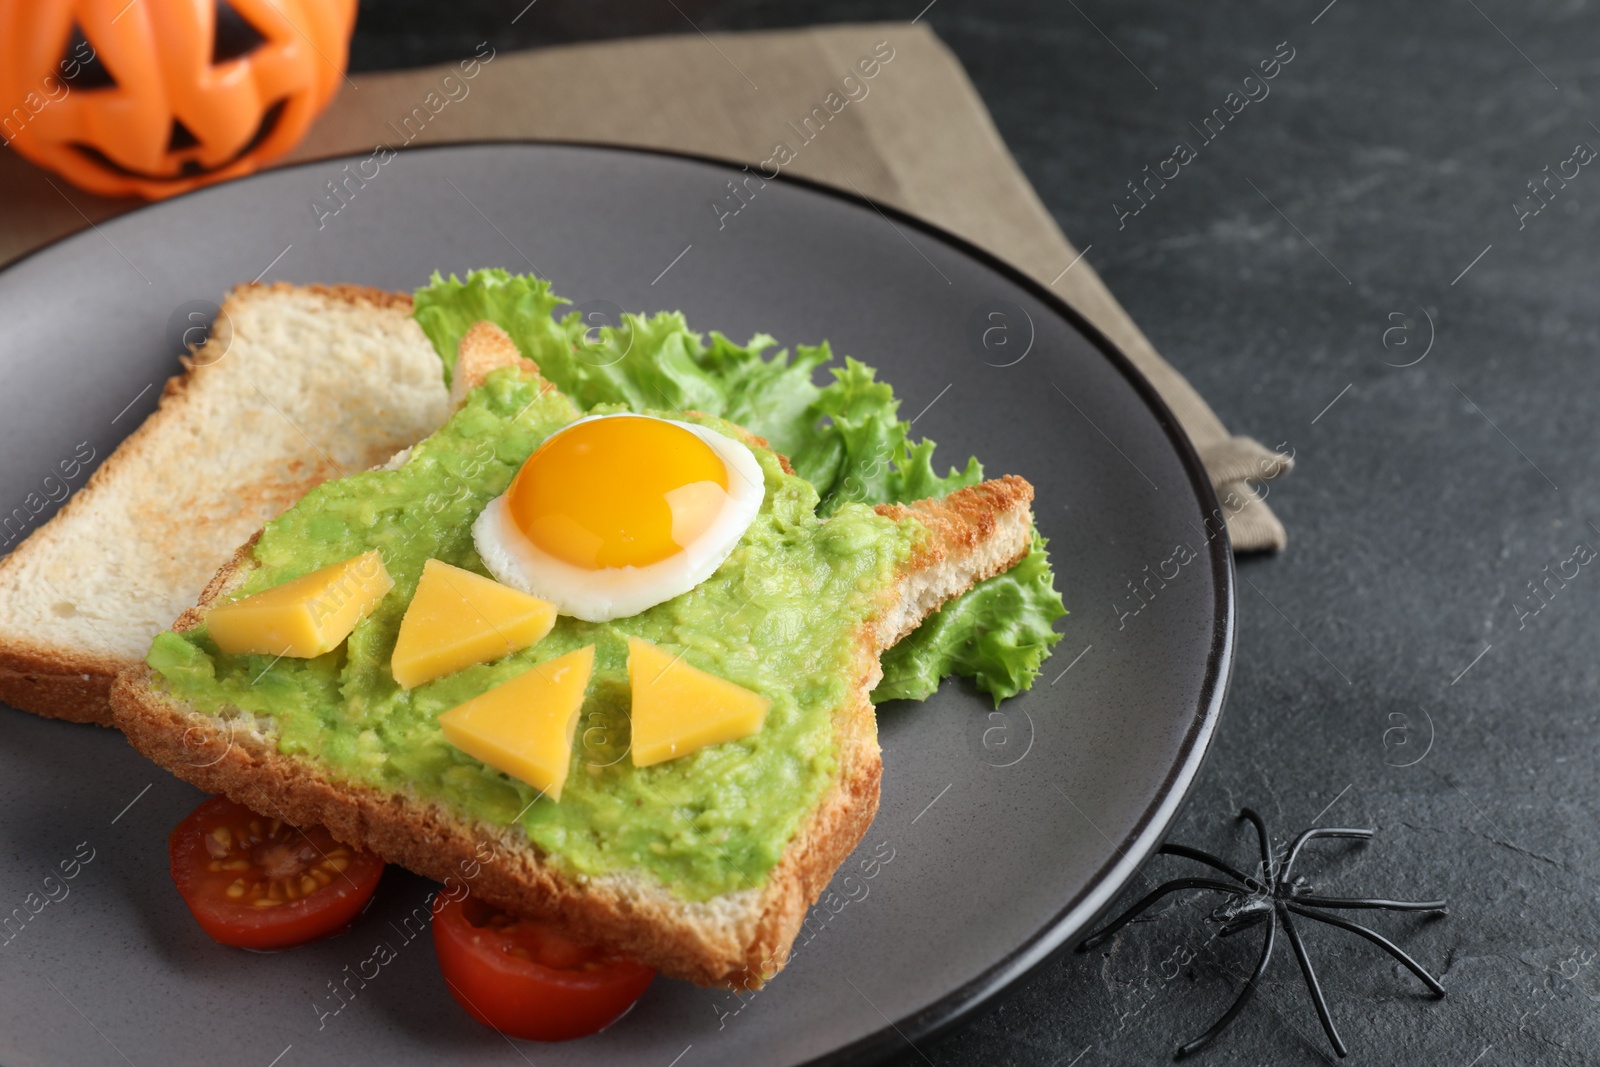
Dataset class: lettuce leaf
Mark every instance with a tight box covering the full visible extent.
[412,270,1065,703]
[796,357,982,516]
[874,531,1064,706]
[412,269,570,387]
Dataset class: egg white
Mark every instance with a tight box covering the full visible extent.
[472,415,766,623]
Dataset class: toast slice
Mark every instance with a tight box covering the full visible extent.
[0,284,449,725]
[111,352,1035,988]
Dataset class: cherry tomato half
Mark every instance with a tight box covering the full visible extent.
[169,795,384,950]
[433,893,655,1041]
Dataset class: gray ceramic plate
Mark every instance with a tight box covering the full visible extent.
[0,143,1231,1067]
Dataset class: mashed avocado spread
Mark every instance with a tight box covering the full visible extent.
[146,368,919,901]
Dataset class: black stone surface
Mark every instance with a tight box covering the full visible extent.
[353,3,1600,1063]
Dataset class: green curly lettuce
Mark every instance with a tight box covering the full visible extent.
[411,270,571,387]
[874,531,1064,705]
[412,270,1065,703]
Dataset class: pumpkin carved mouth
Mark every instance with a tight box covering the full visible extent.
[68,97,288,183]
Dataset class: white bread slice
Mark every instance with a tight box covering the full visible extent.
[109,358,1035,987]
[0,284,449,725]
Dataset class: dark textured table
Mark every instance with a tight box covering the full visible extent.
[354,3,1596,1063]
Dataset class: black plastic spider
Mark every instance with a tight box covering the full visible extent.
[1078,808,1447,1059]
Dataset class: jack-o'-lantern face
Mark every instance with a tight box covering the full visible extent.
[0,0,357,199]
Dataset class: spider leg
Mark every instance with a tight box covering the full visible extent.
[1279,903,1348,1058]
[1160,843,1266,892]
[1295,895,1448,913]
[1079,878,1246,951]
[1239,808,1274,884]
[1286,903,1446,996]
[1174,904,1277,1060]
[1218,910,1270,938]
[1280,827,1374,884]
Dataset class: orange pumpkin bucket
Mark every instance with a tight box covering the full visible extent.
[0,0,357,200]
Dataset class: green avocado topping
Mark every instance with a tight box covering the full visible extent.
[148,270,1070,902]
[147,369,918,901]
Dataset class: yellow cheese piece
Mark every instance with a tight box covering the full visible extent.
[206,550,392,658]
[627,636,772,767]
[391,559,558,689]
[438,645,595,801]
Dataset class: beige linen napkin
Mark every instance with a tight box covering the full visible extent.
[0,23,1290,550]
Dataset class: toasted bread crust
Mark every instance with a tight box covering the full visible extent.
[872,475,1036,644]
[112,477,1034,987]
[277,283,413,313]
[0,284,436,725]
[0,652,123,726]
[450,321,531,407]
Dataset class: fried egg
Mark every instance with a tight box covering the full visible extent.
[473,413,765,622]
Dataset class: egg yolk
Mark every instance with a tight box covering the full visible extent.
[506,416,731,570]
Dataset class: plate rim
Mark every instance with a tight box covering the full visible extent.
[0,139,1236,1066]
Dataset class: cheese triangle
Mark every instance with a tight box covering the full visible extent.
[627,636,772,767]
[438,645,595,800]
[207,549,393,658]
[391,559,557,689]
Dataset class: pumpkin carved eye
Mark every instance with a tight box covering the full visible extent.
[61,24,115,90]
[213,0,269,65]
